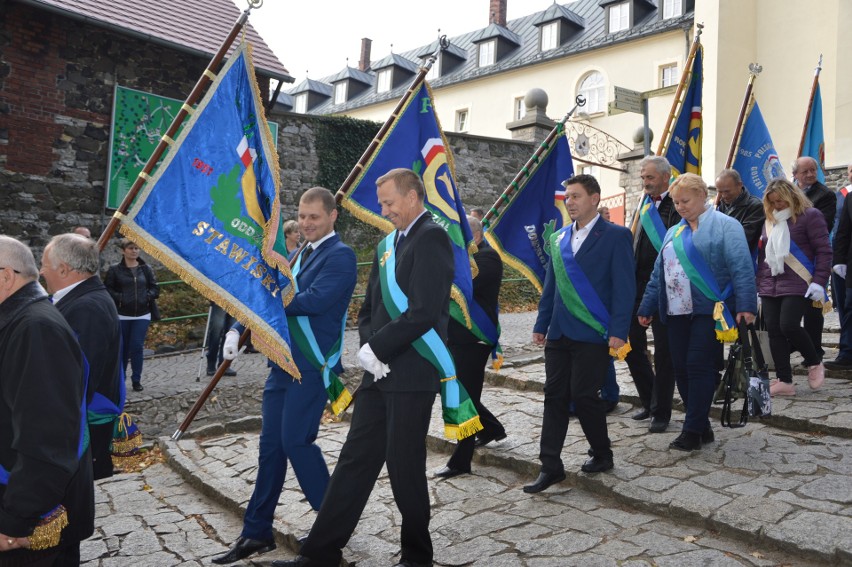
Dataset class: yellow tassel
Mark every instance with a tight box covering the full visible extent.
[715,327,739,343]
[609,341,632,361]
[444,416,483,440]
[330,389,353,416]
[491,353,504,371]
[28,506,68,550]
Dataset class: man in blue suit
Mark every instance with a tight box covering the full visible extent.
[212,187,357,564]
[524,174,636,493]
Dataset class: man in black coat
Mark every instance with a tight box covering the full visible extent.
[276,168,454,567]
[794,156,837,361]
[716,168,765,253]
[827,165,852,371]
[626,156,681,433]
[41,233,122,482]
[0,235,93,566]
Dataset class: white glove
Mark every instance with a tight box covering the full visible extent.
[222,330,240,361]
[833,264,847,279]
[804,282,825,301]
[358,343,390,380]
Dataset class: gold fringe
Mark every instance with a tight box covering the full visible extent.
[716,327,738,343]
[444,416,483,440]
[203,68,217,81]
[111,431,142,454]
[28,506,68,550]
[491,353,504,371]
[161,135,175,146]
[483,232,544,293]
[450,286,472,329]
[609,341,632,361]
[112,452,145,472]
[330,389,353,415]
[181,103,195,115]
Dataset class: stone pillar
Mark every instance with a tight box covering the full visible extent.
[618,127,654,220]
[506,88,555,144]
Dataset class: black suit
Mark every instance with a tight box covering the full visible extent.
[55,276,122,481]
[627,194,680,422]
[803,181,837,359]
[299,213,454,566]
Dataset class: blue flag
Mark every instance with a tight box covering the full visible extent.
[732,97,786,198]
[342,80,477,327]
[484,130,574,292]
[664,44,703,176]
[801,81,826,183]
[120,43,299,378]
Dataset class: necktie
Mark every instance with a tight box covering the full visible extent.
[301,244,314,264]
[652,194,663,203]
[395,232,406,250]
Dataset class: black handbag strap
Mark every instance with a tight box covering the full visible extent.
[720,319,750,428]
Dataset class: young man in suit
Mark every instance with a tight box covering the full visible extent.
[276,168,454,567]
[213,187,357,565]
[524,174,635,493]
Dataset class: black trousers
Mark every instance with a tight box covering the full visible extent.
[802,302,825,359]
[539,337,611,475]
[625,312,675,421]
[447,342,505,472]
[90,422,114,481]
[762,295,821,381]
[300,387,436,566]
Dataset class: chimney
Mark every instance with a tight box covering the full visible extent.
[489,0,507,26]
[359,38,372,71]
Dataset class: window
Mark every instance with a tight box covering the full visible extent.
[456,109,469,132]
[608,2,629,33]
[426,57,440,81]
[660,63,678,88]
[294,93,307,114]
[663,0,683,19]
[540,21,558,51]
[333,82,347,105]
[377,69,392,93]
[580,164,601,179]
[478,40,496,67]
[578,72,606,114]
[514,96,526,121]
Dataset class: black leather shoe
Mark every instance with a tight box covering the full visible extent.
[393,560,433,567]
[271,557,315,567]
[581,455,614,473]
[474,431,507,447]
[223,368,237,376]
[434,466,468,479]
[632,408,650,420]
[212,536,276,564]
[669,432,701,452]
[604,400,618,413]
[701,427,715,444]
[206,368,215,376]
[825,358,852,370]
[522,470,566,493]
[648,418,669,433]
[132,382,144,392]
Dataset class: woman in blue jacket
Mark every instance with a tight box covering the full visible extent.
[638,174,757,452]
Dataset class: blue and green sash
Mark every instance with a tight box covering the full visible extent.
[286,247,353,415]
[670,221,738,342]
[785,239,832,313]
[378,232,482,440]
[638,195,668,252]
[550,225,631,360]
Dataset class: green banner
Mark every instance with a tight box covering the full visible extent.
[106,84,279,210]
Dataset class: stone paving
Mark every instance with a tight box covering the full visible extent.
[78,311,852,565]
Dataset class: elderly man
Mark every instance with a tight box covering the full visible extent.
[716,168,765,253]
[793,156,837,362]
[41,234,122,482]
[626,156,681,433]
[0,236,93,566]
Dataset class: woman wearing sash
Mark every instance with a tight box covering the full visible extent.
[756,179,831,396]
[638,174,757,452]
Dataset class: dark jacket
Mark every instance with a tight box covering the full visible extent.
[104,258,159,317]
[833,190,852,288]
[757,207,831,297]
[358,214,455,393]
[0,281,94,545]
[804,181,837,234]
[632,193,681,297]
[717,189,765,252]
[448,240,502,346]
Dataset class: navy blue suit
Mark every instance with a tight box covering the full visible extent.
[240,233,357,542]
[533,218,635,473]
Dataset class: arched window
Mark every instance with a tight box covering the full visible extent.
[578,72,606,114]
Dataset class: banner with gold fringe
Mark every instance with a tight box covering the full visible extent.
[119,42,299,378]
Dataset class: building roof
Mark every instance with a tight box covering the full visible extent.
[289,78,333,97]
[469,23,522,46]
[372,53,420,73]
[16,0,293,82]
[325,66,374,86]
[289,0,693,114]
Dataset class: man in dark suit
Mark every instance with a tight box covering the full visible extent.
[524,174,635,493]
[794,156,837,361]
[41,233,122,483]
[828,164,852,370]
[213,187,357,565]
[626,156,680,433]
[276,169,454,567]
[434,215,505,478]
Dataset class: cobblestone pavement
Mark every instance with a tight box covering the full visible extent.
[80,311,851,565]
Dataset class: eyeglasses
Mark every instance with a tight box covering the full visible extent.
[0,267,21,274]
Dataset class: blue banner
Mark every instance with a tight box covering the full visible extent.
[121,43,299,378]
[665,44,703,176]
[484,130,574,292]
[801,81,826,183]
[733,98,786,198]
[342,81,476,327]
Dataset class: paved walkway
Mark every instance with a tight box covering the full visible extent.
[79,311,851,565]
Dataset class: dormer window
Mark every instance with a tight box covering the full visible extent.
[663,0,683,19]
[540,21,559,51]
[377,69,392,93]
[478,40,496,67]
[333,82,347,105]
[608,2,629,33]
[294,93,307,114]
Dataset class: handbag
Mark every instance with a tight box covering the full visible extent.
[716,320,750,428]
[746,324,772,418]
[754,305,774,370]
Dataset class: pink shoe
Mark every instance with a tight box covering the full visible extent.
[808,363,825,390]
[770,380,796,396]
